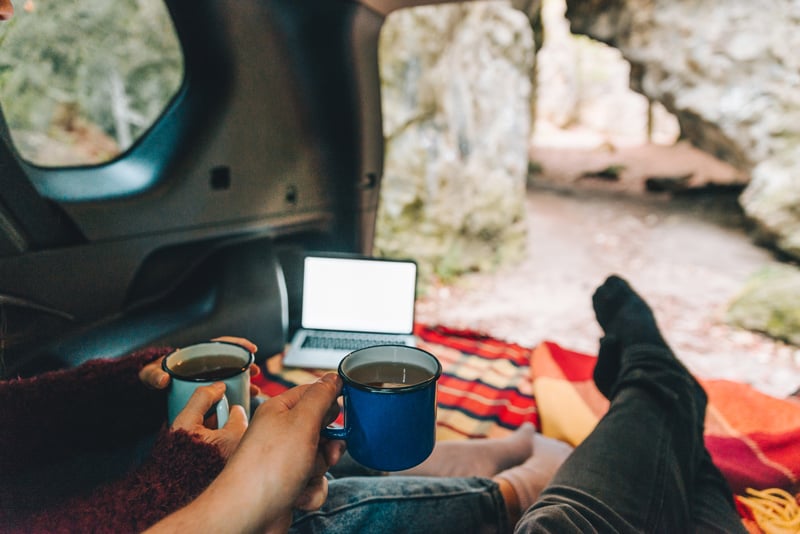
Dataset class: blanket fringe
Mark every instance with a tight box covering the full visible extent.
[736,488,800,534]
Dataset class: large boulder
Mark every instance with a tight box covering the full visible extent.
[375,2,535,284]
[563,0,800,258]
[726,264,800,346]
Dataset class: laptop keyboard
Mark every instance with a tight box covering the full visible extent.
[302,333,408,351]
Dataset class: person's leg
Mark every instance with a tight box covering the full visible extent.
[290,475,511,534]
[494,432,574,523]
[691,450,749,534]
[520,366,703,533]
[329,423,535,479]
[515,275,745,533]
[317,424,570,534]
[397,423,536,478]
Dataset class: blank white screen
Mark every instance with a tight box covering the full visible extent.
[301,256,417,334]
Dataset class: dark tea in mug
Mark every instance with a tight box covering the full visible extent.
[171,354,247,381]
[346,361,432,389]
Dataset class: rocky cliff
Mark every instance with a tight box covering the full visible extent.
[564,0,800,258]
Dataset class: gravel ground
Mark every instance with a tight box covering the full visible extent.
[415,142,800,399]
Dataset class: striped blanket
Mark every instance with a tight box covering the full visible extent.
[257,324,538,439]
[254,324,800,533]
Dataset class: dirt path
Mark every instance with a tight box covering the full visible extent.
[415,142,800,398]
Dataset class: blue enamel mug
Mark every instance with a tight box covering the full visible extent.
[323,345,442,471]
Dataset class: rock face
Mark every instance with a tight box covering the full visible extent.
[563,0,800,259]
[375,2,535,284]
[727,264,800,346]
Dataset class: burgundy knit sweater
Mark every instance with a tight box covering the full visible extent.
[0,347,227,533]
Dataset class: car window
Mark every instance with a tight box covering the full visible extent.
[0,0,183,167]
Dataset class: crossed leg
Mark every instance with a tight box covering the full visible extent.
[515,275,746,533]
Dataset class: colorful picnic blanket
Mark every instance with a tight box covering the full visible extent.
[530,341,800,493]
[256,324,538,440]
[530,340,800,533]
[253,324,800,533]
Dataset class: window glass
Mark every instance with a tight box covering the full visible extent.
[0,0,183,167]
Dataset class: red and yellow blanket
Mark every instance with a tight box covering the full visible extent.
[254,324,800,533]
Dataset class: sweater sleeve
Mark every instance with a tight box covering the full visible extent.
[0,347,173,476]
[6,428,227,534]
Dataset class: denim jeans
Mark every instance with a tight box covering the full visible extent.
[291,345,746,533]
[291,475,510,533]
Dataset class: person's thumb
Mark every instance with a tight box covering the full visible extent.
[213,404,248,459]
[298,374,342,416]
[223,404,249,435]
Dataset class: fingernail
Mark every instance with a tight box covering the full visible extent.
[158,374,170,387]
[317,373,338,385]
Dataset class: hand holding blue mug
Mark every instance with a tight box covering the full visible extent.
[323,345,442,471]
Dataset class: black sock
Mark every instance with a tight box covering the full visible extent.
[591,275,669,398]
[592,275,667,347]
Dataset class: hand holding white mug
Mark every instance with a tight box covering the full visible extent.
[171,382,249,459]
[138,336,262,397]
[161,339,258,427]
[146,374,345,534]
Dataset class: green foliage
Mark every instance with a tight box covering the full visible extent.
[0,0,183,165]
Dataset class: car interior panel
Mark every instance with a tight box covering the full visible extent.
[0,0,441,379]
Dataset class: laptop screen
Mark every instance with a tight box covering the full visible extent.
[300,255,417,334]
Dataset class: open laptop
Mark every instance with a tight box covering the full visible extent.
[282,253,418,369]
